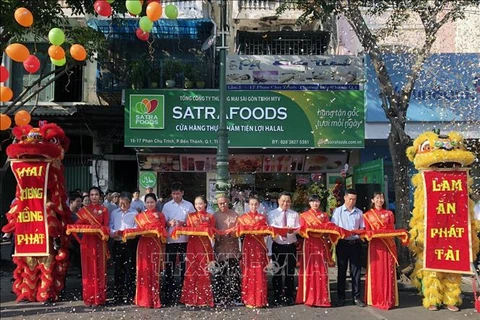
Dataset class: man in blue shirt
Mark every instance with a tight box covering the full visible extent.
[331,188,365,307]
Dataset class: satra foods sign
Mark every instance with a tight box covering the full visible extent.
[124,90,364,148]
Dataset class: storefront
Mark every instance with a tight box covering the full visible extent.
[124,87,364,211]
[363,53,480,194]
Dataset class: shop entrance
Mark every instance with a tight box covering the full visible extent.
[156,172,207,203]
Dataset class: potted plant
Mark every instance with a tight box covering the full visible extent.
[183,63,195,89]
[194,53,208,88]
[150,68,160,88]
[163,59,184,88]
[127,58,146,89]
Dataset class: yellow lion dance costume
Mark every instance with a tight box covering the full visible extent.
[407,131,479,311]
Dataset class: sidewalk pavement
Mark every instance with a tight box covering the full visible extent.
[1,242,479,319]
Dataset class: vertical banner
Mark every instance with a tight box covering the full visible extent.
[11,161,50,256]
[423,169,472,274]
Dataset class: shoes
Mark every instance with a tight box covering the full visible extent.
[336,299,345,307]
[284,298,295,306]
[428,305,438,311]
[446,305,459,312]
[354,299,365,307]
[232,300,244,306]
[273,299,283,307]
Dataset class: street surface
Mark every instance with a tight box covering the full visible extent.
[1,242,478,319]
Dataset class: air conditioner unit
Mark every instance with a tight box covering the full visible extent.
[279,25,301,32]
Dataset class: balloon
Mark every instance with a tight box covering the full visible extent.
[23,55,40,73]
[0,114,12,131]
[51,57,66,67]
[0,86,13,102]
[94,0,112,17]
[48,45,65,60]
[70,44,87,61]
[107,0,115,3]
[0,66,9,82]
[139,16,153,32]
[14,7,33,27]
[165,4,178,19]
[48,28,65,46]
[5,43,30,62]
[126,0,142,15]
[146,2,162,21]
[135,28,149,41]
[14,110,31,126]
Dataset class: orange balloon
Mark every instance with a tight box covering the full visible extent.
[48,45,65,60]
[5,43,30,62]
[146,2,162,21]
[14,7,33,27]
[0,86,13,102]
[14,110,31,126]
[70,44,87,61]
[0,114,12,131]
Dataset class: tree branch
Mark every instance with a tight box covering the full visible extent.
[4,64,74,115]
[399,3,461,111]
[340,5,399,117]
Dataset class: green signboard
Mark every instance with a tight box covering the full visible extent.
[124,90,364,148]
[139,171,157,188]
[353,158,384,189]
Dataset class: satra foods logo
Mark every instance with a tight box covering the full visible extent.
[129,95,165,129]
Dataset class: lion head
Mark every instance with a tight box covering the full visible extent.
[406,131,475,170]
[6,121,70,160]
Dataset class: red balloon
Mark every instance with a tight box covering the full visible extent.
[23,55,40,73]
[0,66,9,83]
[135,28,150,41]
[94,0,112,17]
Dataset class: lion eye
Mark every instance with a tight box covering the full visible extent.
[419,141,431,152]
[49,137,59,144]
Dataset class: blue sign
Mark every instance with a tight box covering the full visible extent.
[365,53,480,122]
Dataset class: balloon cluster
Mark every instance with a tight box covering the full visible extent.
[1,7,88,131]
[1,62,31,130]
[92,1,179,42]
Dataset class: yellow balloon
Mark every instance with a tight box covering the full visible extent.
[5,43,30,62]
[70,44,87,61]
[0,113,12,131]
[48,45,65,60]
[15,110,31,126]
[0,86,13,102]
[14,7,34,27]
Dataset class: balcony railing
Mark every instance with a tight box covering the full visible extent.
[234,0,303,20]
[96,59,215,93]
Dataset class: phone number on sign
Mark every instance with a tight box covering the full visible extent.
[272,139,310,145]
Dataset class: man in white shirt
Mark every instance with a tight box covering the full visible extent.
[331,189,365,307]
[109,192,138,304]
[267,191,300,306]
[162,182,195,305]
[140,186,154,202]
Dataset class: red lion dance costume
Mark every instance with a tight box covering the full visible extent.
[2,121,71,302]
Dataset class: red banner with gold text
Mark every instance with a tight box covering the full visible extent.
[11,161,50,256]
[423,169,472,274]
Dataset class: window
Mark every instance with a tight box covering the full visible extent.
[237,31,330,55]
[11,43,83,103]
